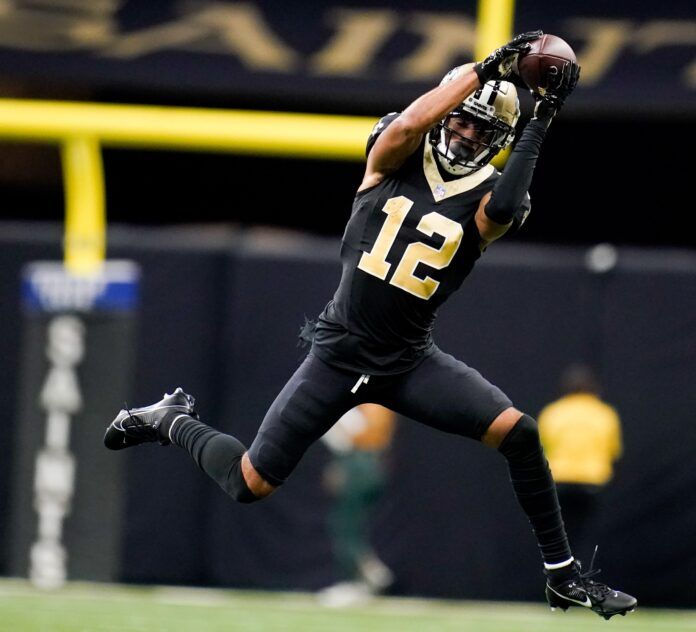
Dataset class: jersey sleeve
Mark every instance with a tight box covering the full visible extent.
[365,112,401,157]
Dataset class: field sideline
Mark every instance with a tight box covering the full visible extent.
[1,579,694,632]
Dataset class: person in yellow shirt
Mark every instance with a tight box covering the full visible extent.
[538,364,622,547]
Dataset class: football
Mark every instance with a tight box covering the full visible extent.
[517,34,577,94]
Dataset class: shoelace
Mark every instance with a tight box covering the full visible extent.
[123,401,198,432]
[578,546,613,601]
[123,405,151,437]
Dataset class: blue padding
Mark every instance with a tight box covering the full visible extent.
[22,261,140,313]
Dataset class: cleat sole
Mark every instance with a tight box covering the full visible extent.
[600,607,635,620]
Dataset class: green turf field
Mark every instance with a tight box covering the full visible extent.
[0,579,694,632]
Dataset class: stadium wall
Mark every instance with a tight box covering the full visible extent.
[1,223,694,607]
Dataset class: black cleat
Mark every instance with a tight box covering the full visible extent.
[104,387,197,450]
[546,552,637,620]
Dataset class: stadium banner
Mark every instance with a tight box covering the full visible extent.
[7,261,139,586]
[0,0,693,114]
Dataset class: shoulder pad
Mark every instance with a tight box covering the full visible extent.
[365,112,401,157]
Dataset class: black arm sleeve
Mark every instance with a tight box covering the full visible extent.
[484,118,548,225]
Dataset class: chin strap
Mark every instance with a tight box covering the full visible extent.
[435,151,474,176]
[433,129,480,176]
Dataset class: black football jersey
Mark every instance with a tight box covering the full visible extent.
[313,122,526,375]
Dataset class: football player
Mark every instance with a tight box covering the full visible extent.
[105,31,636,619]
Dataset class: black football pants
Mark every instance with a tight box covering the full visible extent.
[247,348,512,486]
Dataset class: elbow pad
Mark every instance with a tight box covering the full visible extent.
[484,119,547,225]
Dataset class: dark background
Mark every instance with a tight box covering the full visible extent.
[3,227,696,607]
[0,99,689,250]
[0,0,693,249]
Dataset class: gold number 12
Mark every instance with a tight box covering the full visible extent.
[357,195,464,300]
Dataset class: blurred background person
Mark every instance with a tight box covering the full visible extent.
[538,364,623,549]
[317,404,396,607]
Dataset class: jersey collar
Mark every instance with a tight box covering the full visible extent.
[423,142,494,202]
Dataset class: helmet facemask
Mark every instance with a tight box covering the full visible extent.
[433,110,514,175]
[429,69,520,176]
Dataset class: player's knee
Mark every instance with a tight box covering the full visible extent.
[238,452,276,502]
[509,413,540,445]
[482,406,524,448]
[217,461,261,504]
[224,480,261,503]
[216,453,271,504]
[497,413,541,458]
[237,479,273,503]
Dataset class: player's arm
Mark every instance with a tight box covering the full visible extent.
[476,189,531,245]
[359,31,543,192]
[475,59,580,246]
[359,70,480,191]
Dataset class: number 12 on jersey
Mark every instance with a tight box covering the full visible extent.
[357,196,463,300]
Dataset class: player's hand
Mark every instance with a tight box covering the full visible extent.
[533,93,563,123]
[474,30,543,84]
[533,60,581,122]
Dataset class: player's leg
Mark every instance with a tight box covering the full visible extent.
[375,351,569,568]
[484,408,635,617]
[104,385,265,501]
[242,353,362,494]
[375,348,636,618]
[104,352,363,502]
[481,406,574,568]
[554,483,598,548]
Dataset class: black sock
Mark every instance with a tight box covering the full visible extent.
[498,414,573,566]
[547,561,578,586]
[170,417,258,503]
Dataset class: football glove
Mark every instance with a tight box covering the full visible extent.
[533,60,581,122]
[474,31,543,84]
